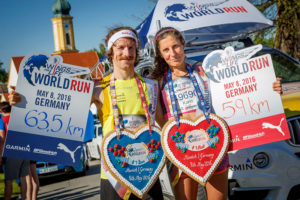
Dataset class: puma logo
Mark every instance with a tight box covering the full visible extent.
[262,118,285,136]
[57,143,81,163]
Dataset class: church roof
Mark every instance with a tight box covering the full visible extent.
[1,92,9,102]
[52,0,71,17]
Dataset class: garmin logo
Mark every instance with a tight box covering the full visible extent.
[33,148,57,156]
[6,144,31,152]
[230,163,254,171]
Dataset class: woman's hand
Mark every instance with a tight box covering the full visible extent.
[272,77,283,95]
[8,86,22,105]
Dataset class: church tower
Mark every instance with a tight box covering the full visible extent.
[51,0,78,54]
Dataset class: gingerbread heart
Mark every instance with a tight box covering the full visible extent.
[101,125,166,198]
[162,114,230,185]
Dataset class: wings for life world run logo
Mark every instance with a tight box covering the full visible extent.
[22,53,90,93]
[202,45,263,83]
[23,53,89,86]
[164,0,248,22]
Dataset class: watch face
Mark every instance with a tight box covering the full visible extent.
[64,24,69,29]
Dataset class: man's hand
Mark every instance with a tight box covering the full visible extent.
[91,77,103,109]
[8,86,22,105]
[273,77,282,95]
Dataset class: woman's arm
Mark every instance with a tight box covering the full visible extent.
[273,77,283,95]
[155,79,168,129]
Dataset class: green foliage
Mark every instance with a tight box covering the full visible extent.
[252,28,275,47]
[88,44,111,73]
[276,0,300,36]
[88,43,106,59]
[274,0,300,59]
[252,0,276,13]
[0,173,21,198]
[248,1,276,47]
[0,61,8,83]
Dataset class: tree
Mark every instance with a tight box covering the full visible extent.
[274,0,300,60]
[0,61,8,83]
[88,43,111,72]
[89,43,106,59]
[242,1,300,60]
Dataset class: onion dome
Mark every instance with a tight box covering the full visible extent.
[52,0,71,17]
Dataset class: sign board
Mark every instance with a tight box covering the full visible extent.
[202,45,290,150]
[3,53,94,166]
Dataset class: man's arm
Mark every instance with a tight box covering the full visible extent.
[8,86,22,105]
[91,81,104,110]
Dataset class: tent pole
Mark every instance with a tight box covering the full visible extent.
[156,20,161,31]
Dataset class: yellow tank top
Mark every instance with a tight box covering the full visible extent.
[99,73,150,179]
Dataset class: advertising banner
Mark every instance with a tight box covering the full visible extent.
[202,45,290,150]
[3,53,94,166]
[137,0,273,47]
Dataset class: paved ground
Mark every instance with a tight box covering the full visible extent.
[38,160,101,200]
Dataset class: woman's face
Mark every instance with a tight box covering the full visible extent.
[158,34,185,69]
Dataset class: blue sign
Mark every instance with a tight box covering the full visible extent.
[3,52,93,166]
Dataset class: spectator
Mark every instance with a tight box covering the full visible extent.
[28,160,39,200]
[0,101,31,200]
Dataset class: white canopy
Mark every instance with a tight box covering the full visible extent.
[136,0,273,47]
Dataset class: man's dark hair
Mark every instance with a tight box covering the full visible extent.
[0,102,11,113]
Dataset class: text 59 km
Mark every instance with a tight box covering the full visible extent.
[222,97,270,119]
[25,110,84,137]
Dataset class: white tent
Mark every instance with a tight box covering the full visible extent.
[136,0,273,48]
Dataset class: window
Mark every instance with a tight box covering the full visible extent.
[66,33,70,45]
[287,116,300,145]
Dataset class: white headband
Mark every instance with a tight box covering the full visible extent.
[107,30,138,50]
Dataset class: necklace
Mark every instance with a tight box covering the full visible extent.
[172,70,188,78]
[109,73,152,137]
[167,65,210,128]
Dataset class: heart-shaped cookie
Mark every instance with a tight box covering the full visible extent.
[101,125,166,198]
[162,114,230,185]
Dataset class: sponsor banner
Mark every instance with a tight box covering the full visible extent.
[3,52,93,166]
[202,45,290,151]
[159,0,269,25]
[4,130,83,166]
[229,113,289,150]
[137,0,273,47]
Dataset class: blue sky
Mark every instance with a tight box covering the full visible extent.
[0,0,156,71]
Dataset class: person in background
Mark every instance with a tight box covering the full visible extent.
[0,101,31,200]
[28,160,39,200]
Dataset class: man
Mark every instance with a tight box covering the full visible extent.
[9,26,163,200]
[91,26,163,200]
[0,101,31,200]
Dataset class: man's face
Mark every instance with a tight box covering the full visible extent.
[111,38,136,71]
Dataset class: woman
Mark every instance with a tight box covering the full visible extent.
[152,27,282,200]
